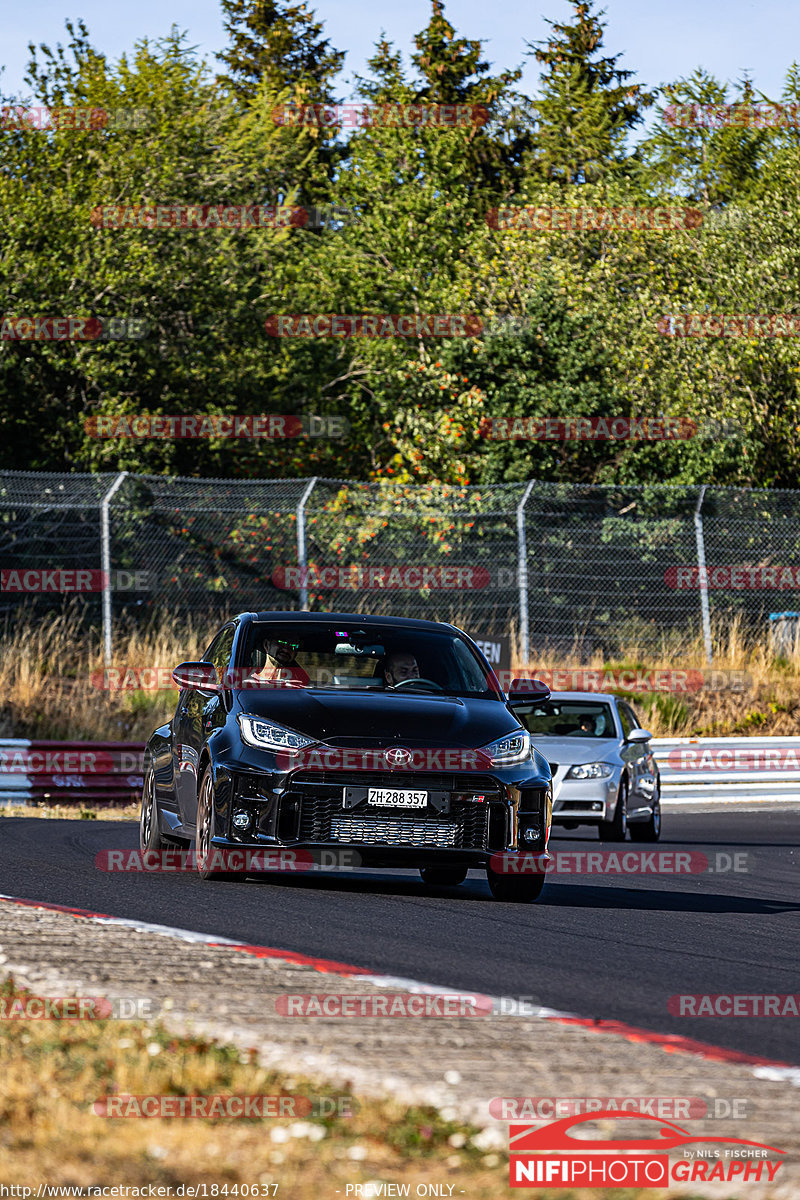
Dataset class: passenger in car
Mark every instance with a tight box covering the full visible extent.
[254,638,310,687]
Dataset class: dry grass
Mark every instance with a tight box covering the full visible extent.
[0,608,798,742]
[0,976,526,1195]
[0,607,210,742]
[0,803,140,821]
[516,612,800,737]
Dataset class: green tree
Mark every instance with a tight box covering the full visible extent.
[635,72,768,207]
[527,0,655,183]
[355,2,529,203]
[217,0,344,101]
[0,25,344,477]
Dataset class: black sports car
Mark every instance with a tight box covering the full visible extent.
[140,612,553,901]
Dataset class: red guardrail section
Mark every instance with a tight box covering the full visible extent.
[0,740,145,805]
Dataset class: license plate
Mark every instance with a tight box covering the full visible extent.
[367,788,427,808]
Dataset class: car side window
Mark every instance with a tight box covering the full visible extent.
[625,702,644,732]
[617,703,636,739]
[204,626,235,679]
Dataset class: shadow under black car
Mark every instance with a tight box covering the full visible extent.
[241,867,800,915]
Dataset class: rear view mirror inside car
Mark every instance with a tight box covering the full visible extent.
[334,642,384,656]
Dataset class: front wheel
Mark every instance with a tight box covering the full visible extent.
[139,764,166,853]
[195,766,238,881]
[630,789,662,842]
[486,867,546,903]
[599,779,628,841]
[419,866,468,887]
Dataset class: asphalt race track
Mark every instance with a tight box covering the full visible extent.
[1,810,797,1064]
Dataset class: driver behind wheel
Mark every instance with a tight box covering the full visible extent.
[383,651,420,687]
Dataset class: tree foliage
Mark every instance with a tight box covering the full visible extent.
[1,1,799,489]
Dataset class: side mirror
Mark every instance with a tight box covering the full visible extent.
[626,727,652,743]
[172,661,219,695]
[507,677,552,704]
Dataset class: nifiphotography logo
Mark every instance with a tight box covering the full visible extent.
[508,1111,785,1188]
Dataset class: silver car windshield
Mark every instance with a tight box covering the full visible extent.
[517,701,615,738]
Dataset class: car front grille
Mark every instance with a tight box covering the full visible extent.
[289,771,497,850]
[329,815,463,848]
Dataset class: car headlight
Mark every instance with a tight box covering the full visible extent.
[481,729,531,765]
[566,762,613,780]
[238,716,319,754]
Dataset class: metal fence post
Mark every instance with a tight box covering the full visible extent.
[694,484,713,664]
[516,481,536,665]
[102,471,128,666]
[296,477,318,611]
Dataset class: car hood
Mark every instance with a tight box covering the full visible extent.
[233,688,520,747]
[529,736,621,768]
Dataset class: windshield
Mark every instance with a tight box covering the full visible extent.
[236,621,500,699]
[514,700,616,738]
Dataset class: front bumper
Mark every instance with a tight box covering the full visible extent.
[209,760,551,863]
[552,775,617,824]
[208,836,552,872]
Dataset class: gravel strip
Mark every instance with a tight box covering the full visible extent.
[1,898,797,1196]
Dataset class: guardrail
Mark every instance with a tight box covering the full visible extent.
[0,740,144,806]
[1,736,798,808]
[652,736,800,803]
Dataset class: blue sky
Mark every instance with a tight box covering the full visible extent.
[2,0,798,108]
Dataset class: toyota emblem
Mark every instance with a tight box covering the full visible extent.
[384,746,413,769]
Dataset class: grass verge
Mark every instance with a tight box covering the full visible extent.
[0,976,551,1196]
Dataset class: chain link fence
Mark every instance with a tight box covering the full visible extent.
[2,470,800,662]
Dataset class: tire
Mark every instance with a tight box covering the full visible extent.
[139,763,167,853]
[598,779,628,841]
[419,866,468,887]
[630,788,662,842]
[486,867,546,903]
[195,766,238,881]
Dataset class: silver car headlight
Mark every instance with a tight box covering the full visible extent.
[238,716,319,754]
[481,729,531,765]
[567,762,613,780]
